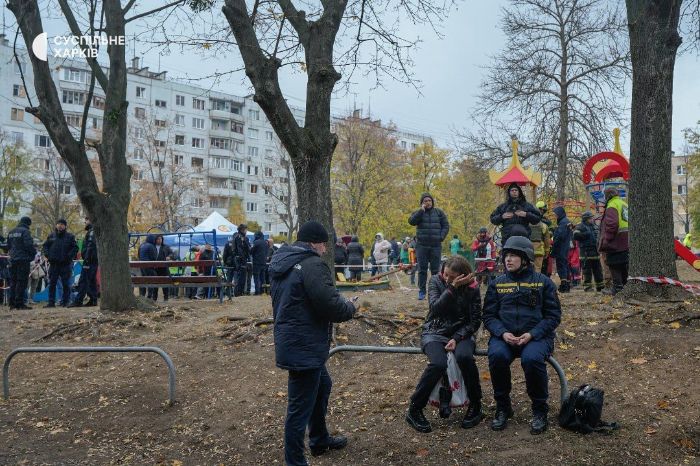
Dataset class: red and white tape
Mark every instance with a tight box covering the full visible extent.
[629,276,700,295]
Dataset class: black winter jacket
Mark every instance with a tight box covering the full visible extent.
[490,185,541,242]
[42,230,78,265]
[250,233,269,267]
[138,234,157,261]
[269,242,356,371]
[408,193,449,247]
[346,238,364,266]
[573,222,599,258]
[551,206,572,259]
[81,224,98,265]
[483,266,561,341]
[7,219,35,262]
[422,269,482,349]
[334,243,348,265]
[223,232,251,268]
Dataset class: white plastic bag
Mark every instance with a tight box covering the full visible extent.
[428,352,469,408]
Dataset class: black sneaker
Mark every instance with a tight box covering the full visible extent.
[16,304,32,310]
[310,435,347,456]
[67,302,83,308]
[406,405,432,433]
[85,300,97,307]
[491,406,514,431]
[461,401,483,429]
[530,412,548,435]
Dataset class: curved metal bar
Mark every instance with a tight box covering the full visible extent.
[328,345,568,404]
[3,346,176,405]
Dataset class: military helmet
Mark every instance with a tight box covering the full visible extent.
[581,211,594,220]
[502,235,535,262]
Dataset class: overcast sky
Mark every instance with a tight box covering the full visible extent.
[33,0,700,154]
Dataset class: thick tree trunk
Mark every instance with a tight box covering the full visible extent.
[620,0,684,299]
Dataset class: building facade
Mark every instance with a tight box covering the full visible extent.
[671,152,694,239]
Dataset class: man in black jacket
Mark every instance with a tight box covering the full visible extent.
[224,224,250,297]
[42,219,78,308]
[490,183,541,245]
[483,236,561,435]
[573,211,604,292]
[69,217,98,307]
[406,255,484,433]
[408,193,450,301]
[7,216,35,309]
[270,221,356,466]
[250,231,269,295]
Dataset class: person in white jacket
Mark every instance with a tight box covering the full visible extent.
[372,233,392,273]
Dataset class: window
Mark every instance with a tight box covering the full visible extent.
[678,184,688,195]
[211,138,232,150]
[264,167,273,177]
[59,183,72,195]
[192,157,204,169]
[154,119,167,128]
[232,159,243,172]
[192,98,205,110]
[231,106,240,115]
[155,99,167,108]
[35,134,51,147]
[192,137,204,148]
[264,203,272,214]
[249,109,260,120]
[279,176,289,184]
[246,202,258,212]
[211,157,232,170]
[10,132,23,145]
[133,127,146,139]
[231,178,243,191]
[13,84,26,97]
[265,222,272,231]
[192,117,205,130]
[93,96,105,109]
[11,108,24,121]
[248,128,259,139]
[174,154,184,165]
[176,95,185,106]
[175,135,185,145]
[133,169,144,181]
[63,68,89,83]
[401,141,407,150]
[247,165,259,176]
[248,146,259,157]
[677,165,686,175]
[136,86,146,98]
[36,159,50,171]
[265,131,273,141]
[91,117,102,129]
[133,148,145,160]
[279,195,288,203]
[231,122,244,134]
[211,99,229,111]
[65,114,82,128]
[209,177,228,188]
[250,184,258,194]
[62,90,85,105]
[265,149,274,159]
[263,185,271,195]
[192,198,204,208]
[135,107,146,118]
[154,140,166,148]
[210,197,228,209]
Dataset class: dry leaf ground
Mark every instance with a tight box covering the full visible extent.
[0,261,699,465]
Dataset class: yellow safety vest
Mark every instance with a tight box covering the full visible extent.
[606,196,628,231]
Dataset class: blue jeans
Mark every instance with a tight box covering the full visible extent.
[416,245,442,293]
[285,366,332,466]
[488,336,553,414]
[253,265,266,295]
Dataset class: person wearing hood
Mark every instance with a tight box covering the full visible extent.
[346,236,365,281]
[490,183,541,245]
[138,233,158,298]
[333,236,348,268]
[69,217,99,307]
[269,221,356,465]
[409,193,450,300]
[551,206,573,293]
[483,236,561,435]
[405,255,484,433]
[372,233,392,273]
[42,219,78,308]
[250,231,270,295]
[6,216,35,309]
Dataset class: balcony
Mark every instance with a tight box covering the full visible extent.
[208,186,232,197]
[209,109,245,123]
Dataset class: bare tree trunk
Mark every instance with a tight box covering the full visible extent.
[621,0,684,299]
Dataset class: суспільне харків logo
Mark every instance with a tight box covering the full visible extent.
[31,32,48,61]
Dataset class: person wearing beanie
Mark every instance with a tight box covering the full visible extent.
[551,206,573,293]
[42,219,78,307]
[269,220,357,465]
[483,236,561,435]
[490,183,541,246]
[408,192,450,300]
[6,216,35,309]
[599,187,629,294]
[573,211,604,292]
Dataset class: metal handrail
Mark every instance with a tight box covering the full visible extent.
[3,346,176,405]
[328,344,569,404]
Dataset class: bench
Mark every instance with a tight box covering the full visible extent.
[129,260,227,303]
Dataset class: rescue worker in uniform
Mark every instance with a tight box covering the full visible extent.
[70,217,98,307]
[598,187,629,294]
[573,211,604,292]
[483,236,561,435]
[7,216,35,309]
[42,219,78,308]
[529,204,551,274]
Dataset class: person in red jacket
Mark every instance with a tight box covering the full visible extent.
[471,228,497,284]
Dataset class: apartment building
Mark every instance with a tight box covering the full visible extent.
[671,152,694,238]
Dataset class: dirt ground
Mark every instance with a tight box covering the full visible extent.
[1,262,699,465]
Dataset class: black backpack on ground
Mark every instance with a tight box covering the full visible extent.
[559,384,619,434]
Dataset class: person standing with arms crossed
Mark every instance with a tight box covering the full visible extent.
[409,193,450,301]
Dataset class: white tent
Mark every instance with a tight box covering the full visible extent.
[162,212,236,250]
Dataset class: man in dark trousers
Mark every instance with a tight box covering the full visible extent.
[225,224,251,297]
[151,234,174,301]
[408,193,450,301]
[573,211,604,292]
[483,236,561,435]
[250,231,269,295]
[138,234,157,298]
[42,219,78,308]
[490,183,541,246]
[269,221,357,466]
[551,206,573,293]
[6,216,35,310]
[69,217,99,307]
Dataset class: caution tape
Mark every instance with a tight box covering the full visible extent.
[628,276,700,295]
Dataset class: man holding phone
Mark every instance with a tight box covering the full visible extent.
[408,193,449,301]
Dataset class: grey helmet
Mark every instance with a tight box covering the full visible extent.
[581,211,594,221]
[502,236,535,262]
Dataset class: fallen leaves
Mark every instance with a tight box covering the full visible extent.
[644,426,657,435]
[587,361,597,370]
[416,448,429,457]
[564,330,576,338]
[656,400,669,410]
[668,322,681,329]
[631,358,648,365]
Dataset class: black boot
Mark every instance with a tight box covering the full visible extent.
[85,300,97,307]
[491,406,514,431]
[530,412,548,435]
[406,403,432,433]
[461,401,483,429]
[310,435,348,456]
